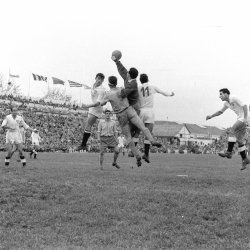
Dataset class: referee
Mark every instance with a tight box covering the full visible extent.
[97,109,120,170]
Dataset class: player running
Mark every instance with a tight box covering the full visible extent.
[29,128,41,159]
[76,73,106,152]
[1,106,35,167]
[206,88,250,170]
[133,74,174,163]
[82,76,162,167]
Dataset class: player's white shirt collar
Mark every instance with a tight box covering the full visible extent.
[139,82,149,88]
[92,83,105,90]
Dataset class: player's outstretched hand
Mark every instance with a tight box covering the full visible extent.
[81,104,89,108]
[171,92,175,96]
[111,56,118,62]
[206,115,211,121]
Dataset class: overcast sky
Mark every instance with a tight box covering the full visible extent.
[0,0,250,128]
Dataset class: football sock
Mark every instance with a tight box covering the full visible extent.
[20,156,26,166]
[5,157,10,166]
[144,140,150,156]
[227,137,236,152]
[81,131,91,146]
[133,138,139,147]
[113,151,119,163]
[100,154,104,167]
[238,144,246,160]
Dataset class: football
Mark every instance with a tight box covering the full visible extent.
[112,50,122,61]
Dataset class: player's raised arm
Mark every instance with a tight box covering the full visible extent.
[115,61,128,80]
[111,50,127,80]
[153,86,174,97]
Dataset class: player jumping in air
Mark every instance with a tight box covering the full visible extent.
[133,74,174,163]
[206,88,250,170]
[76,73,106,152]
[82,76,162,167]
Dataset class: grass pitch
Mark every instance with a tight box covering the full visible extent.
[0,152,250,250]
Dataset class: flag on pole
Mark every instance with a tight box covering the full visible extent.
[68,80,83,87]
[32,73,47,82]
[82,83,91,89]
[9,73,20,78]
[52,77,64,85]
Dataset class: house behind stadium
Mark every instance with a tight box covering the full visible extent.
[153,121,226,146]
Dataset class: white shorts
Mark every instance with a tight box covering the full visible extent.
[88,107,103,118]
[238,117,250,124]
[139,108,155,124]
[6,131,22,144]
[32,140,40,146]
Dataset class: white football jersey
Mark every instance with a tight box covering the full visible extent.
[138,83,157,109]
[91,84,106,103]
[1,114,29,132]
[220,95,248,119]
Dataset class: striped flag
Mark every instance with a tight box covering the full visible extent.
[68,80,82,87]
[9,73,20,78]
[52,77,64,85]
[82,83,91,89]
[32,73,47,82]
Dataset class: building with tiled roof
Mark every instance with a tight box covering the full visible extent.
[153,121,226,145]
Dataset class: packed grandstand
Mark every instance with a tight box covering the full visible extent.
[1,94,250,155]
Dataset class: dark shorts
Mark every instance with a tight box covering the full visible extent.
[116,106,138,127]
[100,136,117,151]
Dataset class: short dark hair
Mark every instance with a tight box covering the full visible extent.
[95,73,105,80]
[219,88,230,95]
[128,67,138,79]
[108,76,117,86]
[140,74,148,84]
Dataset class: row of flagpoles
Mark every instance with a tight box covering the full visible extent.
[29,73,91,89]
[6,71,92,103]
[8,71,91,90]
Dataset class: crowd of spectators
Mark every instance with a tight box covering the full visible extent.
[0,94,88,111]
[1,94,250,155]
[0,94,91,152]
